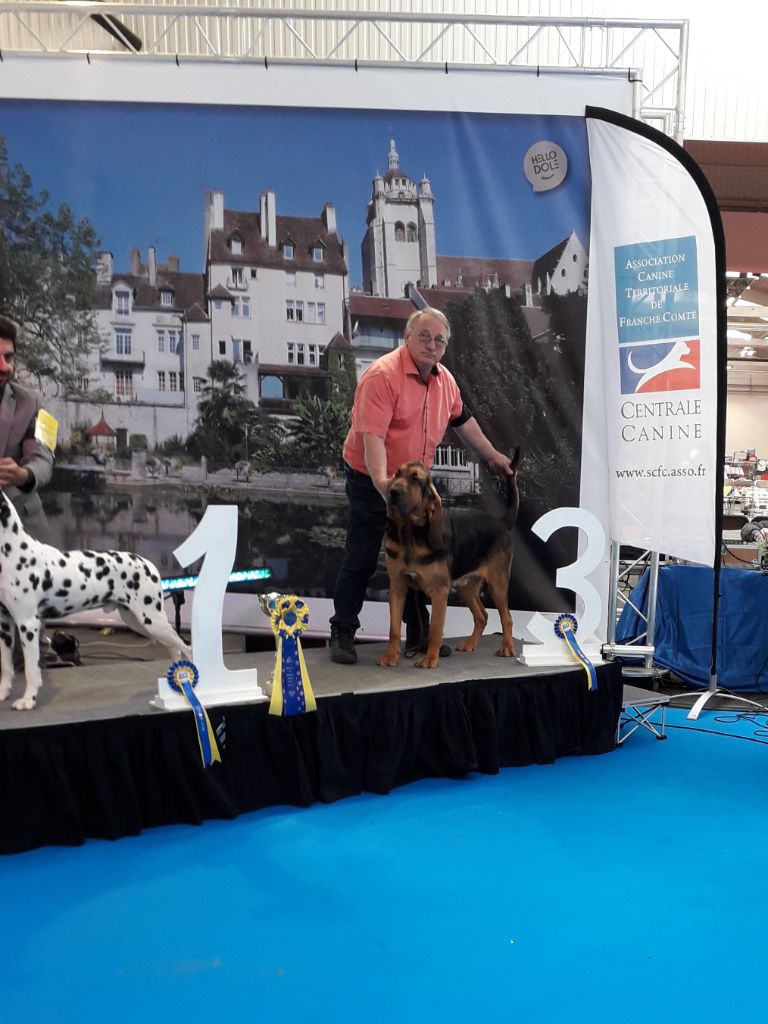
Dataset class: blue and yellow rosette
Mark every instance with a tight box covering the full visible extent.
[554,614,598,692]
[167,660,221,766]
[268,595,317,716]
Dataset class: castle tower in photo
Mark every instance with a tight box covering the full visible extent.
[361,139,438,298]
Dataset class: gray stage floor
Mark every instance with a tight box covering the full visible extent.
[0,628,571,729]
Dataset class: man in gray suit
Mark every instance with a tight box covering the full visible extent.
[0,316,54,541]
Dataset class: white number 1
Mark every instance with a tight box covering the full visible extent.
[172,505,263,698]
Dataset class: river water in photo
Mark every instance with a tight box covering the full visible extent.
[42,469,572,613]
[43,470,350,598]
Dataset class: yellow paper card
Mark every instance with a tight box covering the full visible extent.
[35,409,59,452]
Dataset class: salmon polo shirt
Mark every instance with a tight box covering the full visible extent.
[342,344,464,476]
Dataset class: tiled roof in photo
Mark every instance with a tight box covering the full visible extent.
[347,294,415,320]
[210,210,347,276]
[93,271,207,317]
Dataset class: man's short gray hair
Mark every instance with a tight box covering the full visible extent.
[405,307,451,341]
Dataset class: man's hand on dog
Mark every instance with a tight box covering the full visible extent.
[486,451,517,478]
[373,476,391,501]
[0,458,29,488]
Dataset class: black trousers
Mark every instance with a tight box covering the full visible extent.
[330,463,428,640]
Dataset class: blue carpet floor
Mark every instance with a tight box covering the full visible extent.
[3,708,767,1023]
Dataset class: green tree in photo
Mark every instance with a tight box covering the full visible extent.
[187,359,260,466]
[326,345,358,409]
[287,393,351,470]
[0,135,101,392]
[442,287,586,511]
[247,414,287,473]
[154,433,187,458]
[196,359,250,432]
[442,288,538,451]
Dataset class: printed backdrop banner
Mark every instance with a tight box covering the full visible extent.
[0,65,636,639]
[0,97,600,620]
[584,110,721,565]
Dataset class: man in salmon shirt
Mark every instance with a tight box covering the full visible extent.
[330,306,516,665]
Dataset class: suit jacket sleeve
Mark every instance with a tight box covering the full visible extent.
[20,417,54,491]
[11,390,54,495]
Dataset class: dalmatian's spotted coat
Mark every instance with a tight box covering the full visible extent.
[0,492,191,710]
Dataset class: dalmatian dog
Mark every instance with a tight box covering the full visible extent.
[0,491,191,710]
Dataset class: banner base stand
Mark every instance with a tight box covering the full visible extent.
[150,669,266,711]
[686,685,765,722]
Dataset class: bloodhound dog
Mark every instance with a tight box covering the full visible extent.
[378,449,520,670]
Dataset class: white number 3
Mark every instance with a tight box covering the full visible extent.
[527,507,606,646]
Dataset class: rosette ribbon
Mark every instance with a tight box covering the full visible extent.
[554,614,598,692]
[166,660,221,766]
[268,595,317,716]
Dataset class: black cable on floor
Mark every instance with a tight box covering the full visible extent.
[664,717,768,745]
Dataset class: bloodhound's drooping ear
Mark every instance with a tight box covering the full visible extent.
[425,481,444,550]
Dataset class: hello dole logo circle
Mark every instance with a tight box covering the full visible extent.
[524,141,568,192]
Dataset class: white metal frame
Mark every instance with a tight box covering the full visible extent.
[0,5,688,140]
[603,541,661,674]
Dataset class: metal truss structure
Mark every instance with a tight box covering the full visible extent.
[0,4,688,141]
[603,542,661,677]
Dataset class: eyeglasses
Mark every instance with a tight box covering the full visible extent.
[414,329,448,348]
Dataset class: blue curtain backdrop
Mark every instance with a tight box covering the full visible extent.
[616,565,768,692]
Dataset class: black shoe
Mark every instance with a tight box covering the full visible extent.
[330,625,357,665]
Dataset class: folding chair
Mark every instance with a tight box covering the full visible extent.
[617,685,670,746]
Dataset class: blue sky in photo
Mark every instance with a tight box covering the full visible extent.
[0,100,591,286]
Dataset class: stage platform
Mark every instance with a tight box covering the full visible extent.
[0,631,623,854]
